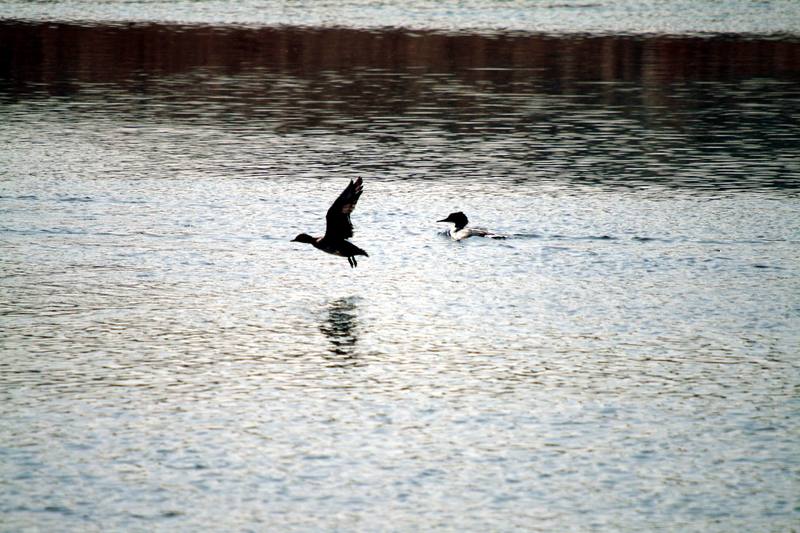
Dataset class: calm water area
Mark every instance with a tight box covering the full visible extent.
[2,1,800,531]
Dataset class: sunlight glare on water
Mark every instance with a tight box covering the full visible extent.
[1,9,799,533]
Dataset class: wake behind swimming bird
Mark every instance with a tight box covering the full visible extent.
[437,211,507,241]
[292,177,368,268]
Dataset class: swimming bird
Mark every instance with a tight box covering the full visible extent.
[292,177,368,268]
[437,211,506,241]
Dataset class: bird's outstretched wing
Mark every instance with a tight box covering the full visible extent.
[325,177,363,240]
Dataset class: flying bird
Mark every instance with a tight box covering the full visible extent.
[292,178,368,268]
[437,211,506,241]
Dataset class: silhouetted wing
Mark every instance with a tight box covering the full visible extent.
[325,177,363,240]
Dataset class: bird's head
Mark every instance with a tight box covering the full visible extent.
[291,233,316,244]
[437,211,469,229]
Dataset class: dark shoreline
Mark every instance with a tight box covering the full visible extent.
[3,20,799,91]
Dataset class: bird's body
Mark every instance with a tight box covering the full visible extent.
[292,178,368,268]
[448,226,493,241]
[437,211,506,241]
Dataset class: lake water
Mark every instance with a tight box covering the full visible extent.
[1,3,800,531]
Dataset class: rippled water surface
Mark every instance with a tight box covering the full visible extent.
[2,11,800,533]
[2,0,800,35]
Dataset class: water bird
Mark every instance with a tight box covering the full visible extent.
[437,211,506,241]
[292,177,368,268]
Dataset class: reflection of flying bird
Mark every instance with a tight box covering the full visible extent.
[292,177,369,268]
[319,297,359,359]
[437,211,506,241]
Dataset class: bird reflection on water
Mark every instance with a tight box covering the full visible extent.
[318,297,360,365]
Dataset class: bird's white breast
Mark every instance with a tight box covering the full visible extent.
[451,228,471,241]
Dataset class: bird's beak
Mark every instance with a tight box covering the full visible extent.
[290,237,298,242]
[437,218,448,223]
